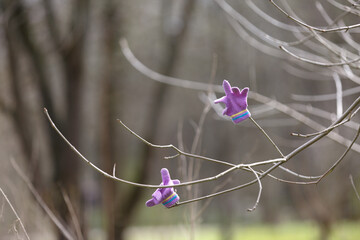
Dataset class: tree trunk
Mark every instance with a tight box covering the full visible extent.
[114,1,196,239]
[99,1,119,239]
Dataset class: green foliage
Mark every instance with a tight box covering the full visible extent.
[125,221,360,240]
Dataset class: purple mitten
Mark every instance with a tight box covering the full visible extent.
[214,80,251,124]
[146,168,180,208]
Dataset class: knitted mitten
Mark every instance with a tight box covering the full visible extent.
[214,80,250,124]
[145,168,180,208]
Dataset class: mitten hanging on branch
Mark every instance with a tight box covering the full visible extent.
[214,80,250,124]
[145,168,180,208]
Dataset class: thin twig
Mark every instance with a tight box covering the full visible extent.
[0,187,31,240]
[248,117,322,180]
[284,63,331,81]
[165,154,180,160]
[316,126,360,183]
[112,164,116,177]
[225,15,285,58]
[221,0,340,65]
[0,196,4,219]
[333,73,343,118]
[270,0,360,32]
[121,117,286,170]
[276,166,322,180]
[307,27,360,70]
[118,119,234,168]
[194,177,233,220]
[216,0,289,47]
[291,120,350,138]
[263,172,317,185]
[316,1,360,51]
[60,188,84,240]
[175,173,263,206]
[188,103,211,183]
[249,116,284,157]
[187,101,212,236]
[177,121,188,188]
[44,107,178,188]
[248,116,313,179]
[246,0,303,32]
[248,0,357,47]
[341,64,360,85]
[220,0,360,73]
[245,1,318,47]
[328,0,360,17]
[11,158,75,240]
[286,96,360,160]
[291,86,360,102]
[291,106,360,137]
[349,175,360,201]
[246,166,262,212]
[280,45,360,67]
[119,39,222,92]
[291,103,360,131]
[278,1,360,70]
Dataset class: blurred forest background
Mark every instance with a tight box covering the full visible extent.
[0,0,360,239]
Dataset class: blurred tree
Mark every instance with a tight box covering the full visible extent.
[99,0,119,238]
[1,0,89,238]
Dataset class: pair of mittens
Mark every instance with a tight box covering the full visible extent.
[146,168,180,208]
[146,81,249,208]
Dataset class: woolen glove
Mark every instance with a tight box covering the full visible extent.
[214,80,251,124]
[145,168,180,208]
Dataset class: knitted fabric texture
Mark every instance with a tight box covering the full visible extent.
[214,80,251,124]
[145,168,180,208]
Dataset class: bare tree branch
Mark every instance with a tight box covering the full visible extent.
[291,106,360,137]
[270,0,360,32]
[44,108,287,190]
[279,45,360,67]
[291,86,360,102]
